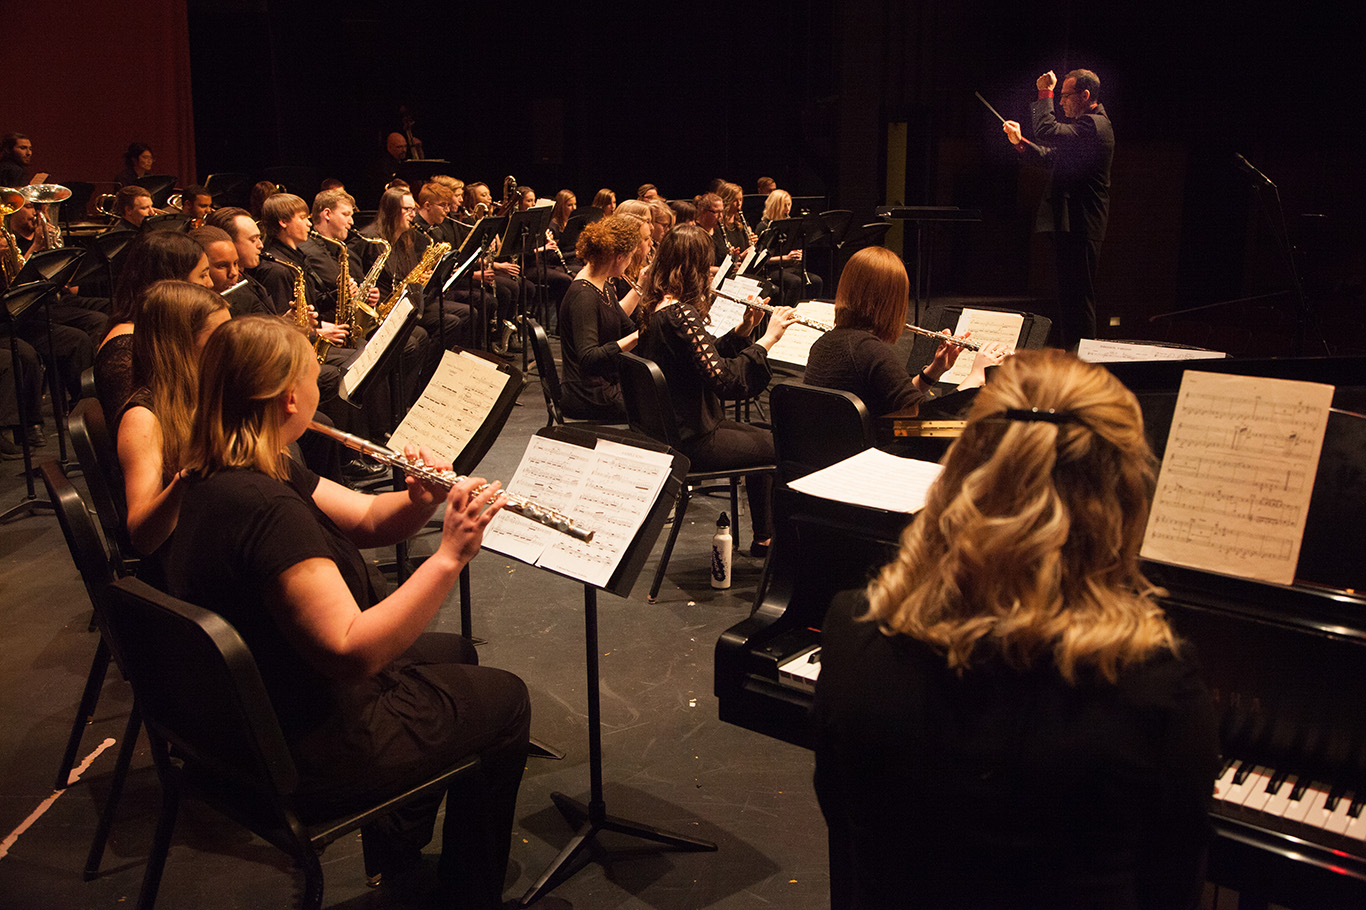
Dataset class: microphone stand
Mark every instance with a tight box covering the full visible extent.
[1235,153,1318,356]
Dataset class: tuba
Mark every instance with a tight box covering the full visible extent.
[0,187,26,282]
[20,184,71,253]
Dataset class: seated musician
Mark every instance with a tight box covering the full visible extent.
[178,184,212,229]
[638,223,798,555]
[111,185,155,231]
[113,142,154,188]
[547,190,578,270]
[804,246,1007,417]
[591,188,616,217]
[117,281,230,563]
[95,231,213,428]
[813,348,1220,910]
[165,315,530,905]
[751,188,823,306]
[557,214,649,421]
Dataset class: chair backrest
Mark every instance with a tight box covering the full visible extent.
[103,577,300,799]
[68,397,137,575]
[618,352,684,449]
[40,462,122,650]
[526,318,563,427]
[770,382,875,484]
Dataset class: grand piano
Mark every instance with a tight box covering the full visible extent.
[715,355,1366,908]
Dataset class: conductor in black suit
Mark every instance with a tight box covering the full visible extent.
[1004,69,1113,348]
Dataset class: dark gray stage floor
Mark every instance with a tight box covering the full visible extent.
[0,354,831,909]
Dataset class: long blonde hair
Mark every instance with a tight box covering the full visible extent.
[130,281,229,478]
[185,316,314,482]
[865,349,1175,683]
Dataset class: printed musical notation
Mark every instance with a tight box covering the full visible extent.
[937,308,1023,386]
[1140,370,1333,585]
[768,301,836,368]
[483,437,674,589]
[388,351,510,465]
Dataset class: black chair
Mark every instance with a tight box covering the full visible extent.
[68,396,139,577]
[101,576,482,910]
[527,318,624,429]
[618,352,775,602]
[39,461,141,879]
[770,383,875,485]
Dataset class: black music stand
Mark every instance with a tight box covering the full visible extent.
[394,159,451,189]
[11,247,86,467]
[560,209,602,265]
[1,280,60,521]
[457,215,509,351]
[498,206,554,369]
[504,425,715,906]
[875,206,982,323]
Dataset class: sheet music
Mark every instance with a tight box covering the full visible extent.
[737,245,759,276]
[388,350,510,465]
[937,309,1024,386]
[706,277,763,335]
[767,301,836,368]
[340,294,415,402]
[788,448,943,514]
[482,437,675,588]
[1140,370,1334,585]
[1076,339,1226,363]
[711,253,732,290]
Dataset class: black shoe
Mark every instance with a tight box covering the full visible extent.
[25,424,47,448]
[748,540,770,558]
[0,434,23,460]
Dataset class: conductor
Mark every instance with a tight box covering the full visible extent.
[1003,69,1114,348]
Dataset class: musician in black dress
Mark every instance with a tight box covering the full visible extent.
[557,214,648,421]
[166,316,529,908]
[814,348,1220,910]
[804,246,1006,417]
[637,224,797,553]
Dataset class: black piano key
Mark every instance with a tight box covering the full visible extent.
[1290,779,1309,801]
[1233,759,1255,786]
[1348,799,1363,819]
[1266,769,1289,792]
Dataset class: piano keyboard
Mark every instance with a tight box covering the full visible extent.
[777,646,821,693]
[1213,758,1366,846]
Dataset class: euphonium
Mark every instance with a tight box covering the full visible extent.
[375,240,450,325]
[0,187,25,282]
[349,233,392,343]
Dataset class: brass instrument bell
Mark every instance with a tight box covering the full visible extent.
[18,183,73,205]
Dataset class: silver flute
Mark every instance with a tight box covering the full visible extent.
[711,289,982,351]
[308,421,594,542]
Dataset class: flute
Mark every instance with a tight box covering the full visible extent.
[308,421,594,542]
[712,289,982,350]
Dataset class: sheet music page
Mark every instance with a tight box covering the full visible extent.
[483,436,598,564]
[737,245,759,276]
[705,277,760,335]
[388,350,510,464]
[711,253,732,290]
[788,448,944,513]
[340,294,415,402]
[1140,370,1334,585]
[937,309,1024,386]
[537,443,674,588]
[1076,339,1226,363]
[768,301,836,368]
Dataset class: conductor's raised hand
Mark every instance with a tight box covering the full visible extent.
[1037,70,1057,92]
[439,477,504,566]
[401,444,451,507]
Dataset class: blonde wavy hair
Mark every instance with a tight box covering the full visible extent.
[865,348,1175,683]
[185,316,314,482]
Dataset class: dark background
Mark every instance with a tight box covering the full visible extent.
[12,0,1364,344]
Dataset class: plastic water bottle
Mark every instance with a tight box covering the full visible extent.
[710,512,732,589]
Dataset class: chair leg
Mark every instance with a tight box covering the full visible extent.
[84,704,140,880]
[57,638,111,790]
[298,849,325,910]
[730,478,742,552]
[648,488,691,603]
[136,741,180,910]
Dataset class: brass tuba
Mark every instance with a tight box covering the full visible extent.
[0,187,26,283]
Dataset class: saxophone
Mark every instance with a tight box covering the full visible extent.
[374,240,450,327]
[349,233,391,344]
[261,250,328,363]
[311,230,353,334]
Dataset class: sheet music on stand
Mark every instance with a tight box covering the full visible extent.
[388,350,511,465]
[483,436,675,589]
[788,448,943,514]
[339,293,416,403]
[1076,339,1227,363]
[767,301,836,368]
[711,253,733,291]
[1140,370,1334,586]
[936,308,1024,385]
[705,276,761,334]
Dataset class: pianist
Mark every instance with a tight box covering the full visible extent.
[812,349,1220,909]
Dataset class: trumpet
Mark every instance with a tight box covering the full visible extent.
[307,420,594,541]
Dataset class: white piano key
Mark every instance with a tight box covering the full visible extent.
[777,647,821,693]
[1212,762,1238,801]
[1263,776,1296,816]
[1323,795,1354,835]
[1223,762,1261,804]
[1282,783,1323,823]
[1344,804,1366,843]
[1238,767,1275,811]
[1303,787,1332,827]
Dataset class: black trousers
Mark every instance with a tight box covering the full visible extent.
[1053,232,1101,349]
[682,419,776,540]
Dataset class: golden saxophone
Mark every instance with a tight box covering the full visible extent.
[307,420,593,541]
[375,239,450,326]
[348,233,391,344]
[261,251,328,362]
[311,230,353,337]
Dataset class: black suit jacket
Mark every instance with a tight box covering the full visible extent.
[1021,99,1114,243]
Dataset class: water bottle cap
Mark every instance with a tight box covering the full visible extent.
[717,511,730,528]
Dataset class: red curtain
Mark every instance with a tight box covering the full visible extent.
[7,0,196,192]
